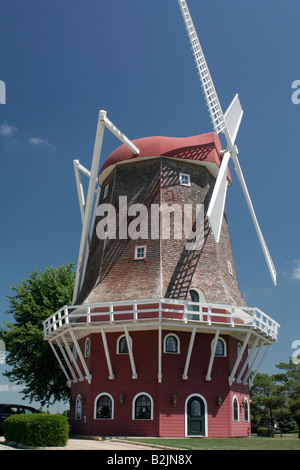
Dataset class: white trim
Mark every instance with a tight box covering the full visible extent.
[94,392,114,420]
[163,333,180,354]
[124,326,138,379]
[101,328,114,379]
[243,397,250,422]
[182,328,196,380]
[212,336,227,357]
[185,393,208,437]
[206,329,220,381]
[179,172,191,186]
[134,245,147,260]
[232,395,239,422]
[132,392,154,420]
[116,333,132,354]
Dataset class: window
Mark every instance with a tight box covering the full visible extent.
[94,393,114,419]
[227,260,233,276]
[164,333,180,353]
[179,172,191,186]
[117,334,132,354]
[243,398,249,422]
[85,338,90,357]
[75,395,82,420]
[188,289,200,320]
[214,337,226,357]
[73,346,77,361]
[103,184,109,199]
[133,393,153,420]
[233,396,239,422]
[134,245,146,260]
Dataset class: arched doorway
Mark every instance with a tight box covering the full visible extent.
[185,394,207,436]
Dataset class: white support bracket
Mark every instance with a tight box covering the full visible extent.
[182,327,196,380]
[49,340,72,387]
[242,339,264,385]
[54,337,78,384]
[206,329,220,381]
[228,332,251,386]
[101,328,114,380]
[236,336,260,384]
[61,334,84,382]
[124,326,138,379]
[70,330,92,384]
[249,343,271,387]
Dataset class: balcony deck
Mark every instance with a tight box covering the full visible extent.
[43,298,279,343]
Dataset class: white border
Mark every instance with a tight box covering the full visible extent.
[163,333,180,354]
[132,392,154,420]
[94,392,114,420]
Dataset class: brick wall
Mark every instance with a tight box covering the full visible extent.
[76,156,246,307]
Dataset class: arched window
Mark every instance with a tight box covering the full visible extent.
[243,397,249,422]
[117,334,132,354]
[214,337,226,357]
[75,395,82,420]
[85,338,90,357]
[94,393,114,419]
[133,393,153,420]
[233,396,239,422]
[188,289,206,320]
[164,333,180,353]
[188,289,200,311]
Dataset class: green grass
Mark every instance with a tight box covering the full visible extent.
[127,434,300,450]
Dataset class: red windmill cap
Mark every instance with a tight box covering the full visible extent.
[99,132,231,184]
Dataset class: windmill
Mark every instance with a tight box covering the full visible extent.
[178,0,277,286]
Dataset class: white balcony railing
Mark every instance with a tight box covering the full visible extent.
[43,298,279,341]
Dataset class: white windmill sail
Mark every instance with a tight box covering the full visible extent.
[72,110,140,303]
[178,0,277,286]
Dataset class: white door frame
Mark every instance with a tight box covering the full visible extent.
[185,393,208,437]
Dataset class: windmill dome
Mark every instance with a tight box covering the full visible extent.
[99,132,232,184]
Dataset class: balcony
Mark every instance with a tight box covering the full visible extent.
[43,298,279,342]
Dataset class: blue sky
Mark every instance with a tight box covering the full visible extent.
[0,0,300,410]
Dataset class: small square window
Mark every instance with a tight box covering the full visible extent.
[134,245,147,260]
[179,172,191,186]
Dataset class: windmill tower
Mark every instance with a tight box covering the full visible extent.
[43,1,279,438]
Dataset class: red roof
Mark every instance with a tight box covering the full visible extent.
[99,132,231,182]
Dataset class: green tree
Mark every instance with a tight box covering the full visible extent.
[274,360,300,438]
[0,263,75,406]
[250,373,286,430]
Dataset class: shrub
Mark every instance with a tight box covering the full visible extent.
[4,414,69,447]
[257,427,275,437]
